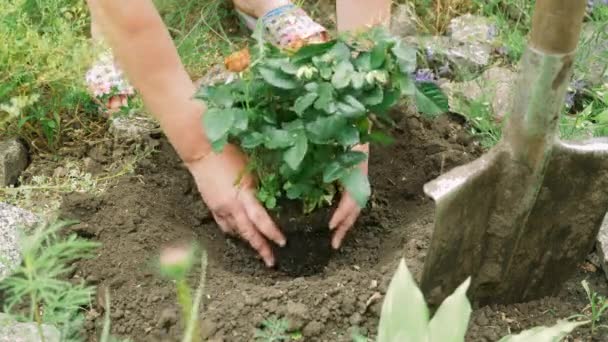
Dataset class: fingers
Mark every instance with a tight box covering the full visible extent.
[233,211,275,267]
[242,192,286,247]
[329,195,361,249]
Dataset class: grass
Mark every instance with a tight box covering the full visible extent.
[569,280,608,336]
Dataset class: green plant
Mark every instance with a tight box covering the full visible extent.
[158,242,209,342]
[569,279,608,335]
[254,316,291,341]
[374,258,589,342]
[0,219,100,342]
[197,26,448,214]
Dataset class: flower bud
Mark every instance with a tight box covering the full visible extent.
[159,243,196,280]
[296,65,318,80]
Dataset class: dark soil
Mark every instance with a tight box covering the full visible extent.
[270,199,333,277]
[54,106,608,342]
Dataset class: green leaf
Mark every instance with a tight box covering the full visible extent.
[351,72,366,90]
[377,259,430,342]
[198,85,234,108]
[241,132,264,149]
[370,89,399,114]
[231,108,249,132]
[391,41,417,74]
[265,196,277,209]
[314,82,335,113]
[202,108,235,142]
[337,95,366,118]
[331,61,354,89]
[339,168,370,208]
[264,128,294,149]
[293,93,318,116]
[306,116,347,143]
[428,277,472,342]
[292,40,337,64]
[370,42,387,69]
[366,131,395,145]
[339,151,367,168]
[323,162,347,183]
[304,82,318,92]
[284,133,308,170]
[415,82,449,116]
[337,126,360,146]
[259,67,298,89]
[355,52,372,72]
[497,320,589,342]
[362,87,384,106]
[330,42,351,61]
[396,72,415,96]
[211,135,228,152]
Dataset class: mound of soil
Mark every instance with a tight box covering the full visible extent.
[58,107,606,341]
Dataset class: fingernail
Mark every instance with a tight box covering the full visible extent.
[266,259,275,268]
[279,239,286,247]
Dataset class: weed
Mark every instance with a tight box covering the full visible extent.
[0,219,100,342]
[254,316,291,341]
[569,279,608,335]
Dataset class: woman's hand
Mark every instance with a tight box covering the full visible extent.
[329,143,369,250]
[186,144,286,267]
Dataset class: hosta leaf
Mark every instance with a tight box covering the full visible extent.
[337,95,366,118]
[203,108,235,142]
[323,162,347,183]
[415,82,449,117]
[337,126,360,146]
[306,116,346,143]
[378,259,430,342]
[263,128,294,149]
[293,93,318,116]
[339,151,367,168]
[497,320,589,342]
[240,132,264,149]
[292,40,336,64]
[391,41,417,74]
[259,67,298,89]
[362,87,384,106]
[370,42,387,69]
[339,168,370,208]
[331,61,354,89]
[284,133,308,170]
[428,277,472,342]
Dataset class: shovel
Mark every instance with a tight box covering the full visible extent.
[419,0,608,306]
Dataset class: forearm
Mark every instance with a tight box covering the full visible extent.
[336,0,391,32]
[86,0,211,162]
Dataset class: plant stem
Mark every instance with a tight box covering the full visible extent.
[176,279,200,342]
[182,252,208,342]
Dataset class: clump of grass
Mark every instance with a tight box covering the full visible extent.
[569,280,608,335]
[0,219,100,342]
[254,316,291,342]
[406,0,473,34]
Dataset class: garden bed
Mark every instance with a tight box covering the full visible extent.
[58,107,607,342]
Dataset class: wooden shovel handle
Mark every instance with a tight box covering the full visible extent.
[530,0,586,54]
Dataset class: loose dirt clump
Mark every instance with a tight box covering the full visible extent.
[58,107,606,341]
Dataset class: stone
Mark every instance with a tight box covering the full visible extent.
[441,66,516,121]
[109,115,160,142]
[596,212,608,281]
[390,3,418,38]
[0,313,60,342]
[420,36,492,73]
[0,139,28,187]
[0,203,38,281]
[448,14,498,45]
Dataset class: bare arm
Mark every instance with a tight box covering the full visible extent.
[86,0,210,163]
[336,0,392,32]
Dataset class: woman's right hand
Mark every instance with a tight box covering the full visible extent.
[186,143,286,267]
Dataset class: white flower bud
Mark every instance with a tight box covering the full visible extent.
[296,65,318,80]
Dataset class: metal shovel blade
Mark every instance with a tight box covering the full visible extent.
[419,0,608,306]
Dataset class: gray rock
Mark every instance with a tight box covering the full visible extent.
[0,203,38,281]
[575,22,608,86]
[390,3,418,38]
[421,36,492,73]
[0,313,60,342]
[109,115,160,142]
[596,212,608,281]
[0,139,28,187]
[442,66,516,121]
[448,14,498,45]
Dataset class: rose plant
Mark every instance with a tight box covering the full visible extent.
[196,27,447,275]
